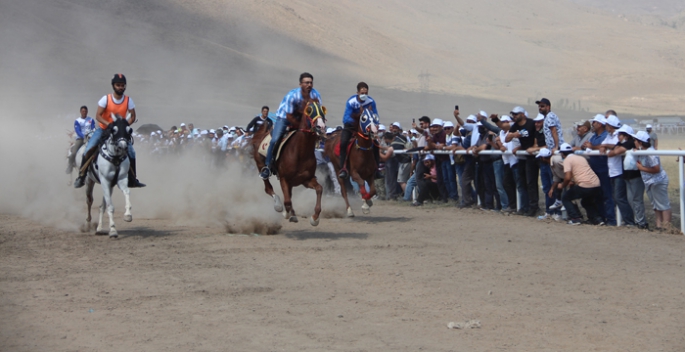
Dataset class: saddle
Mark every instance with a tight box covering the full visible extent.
[257,129,298,161]
[334,138,355,158]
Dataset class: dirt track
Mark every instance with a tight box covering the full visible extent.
[1,203,684,351]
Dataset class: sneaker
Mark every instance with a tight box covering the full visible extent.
[551,214,562,222]
[259,167,271,180]
[537,213,550,220]
[549,200,563,210]
[637,223,649,230]
[568,218,582,225]
[560,206,566,211]
[501,207,515,214]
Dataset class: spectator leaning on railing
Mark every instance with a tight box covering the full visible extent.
[506,106,539,216]
[607,124,648,229]
[600,115,636,227]
[559,143,604,226]
[633,131,672,230]
[583,115,615,226]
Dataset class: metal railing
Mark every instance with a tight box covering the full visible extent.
[392,148,685,234]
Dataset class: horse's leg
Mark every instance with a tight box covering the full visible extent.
[350,171,372,214]
[118,175,132,223]
[365,175,377,209]
[306,177,323,226]
[85,179,94,231]
[263,179,283,213]
[280,179,297,222]
[101,181,117,238]
[96,194,106,234]
[339,173,354,217]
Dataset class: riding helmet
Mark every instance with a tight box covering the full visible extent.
[111,73,127,85]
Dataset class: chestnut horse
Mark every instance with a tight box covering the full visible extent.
[252,100,327,226]
[324,107,380,217]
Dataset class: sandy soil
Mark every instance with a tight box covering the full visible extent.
[1,202,684,352]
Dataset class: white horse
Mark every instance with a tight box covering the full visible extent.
[77,114,133,238]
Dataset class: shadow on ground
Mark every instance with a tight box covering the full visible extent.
[285,230,368,241]
[352,216,412,224]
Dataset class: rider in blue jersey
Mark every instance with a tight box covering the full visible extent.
[338,82,382,180]
[260,72,322,180]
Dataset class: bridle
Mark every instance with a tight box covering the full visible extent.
[301,101,326,135]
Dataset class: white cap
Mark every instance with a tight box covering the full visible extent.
[391,122,401,129]
[180,123,186,127]
[559,143,573,152]
[150,131,156,136]
[157,130,162,134]
[606,115,621,128]
[500,116,513,122]
[326,127,335,134]
[592,114,607,124]
[466,114,477,122]
[618,124,634,135]
[534,113,545,122]
[511,106,526,114]
[424,154,435,161]
[443,121,455,128]
[536,148,552,158]
[209,129,216,133]
[479,110,488,118]
[200,130,208,135]
[646,124,653,129]
[187,134,192,139]
[378,124,387,130]
[410,129,418,134]
[632,131,650,143]
[431,118,444,126]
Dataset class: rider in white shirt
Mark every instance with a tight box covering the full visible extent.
[66,105,95,173]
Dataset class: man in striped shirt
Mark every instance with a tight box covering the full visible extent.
[261,72,322,180]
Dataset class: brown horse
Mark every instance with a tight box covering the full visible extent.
[324,107,380,217]
[252,100,327,226]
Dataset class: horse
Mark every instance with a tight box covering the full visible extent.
[324,107,380,217]
[77,114,134,238]
[252,100,327,226]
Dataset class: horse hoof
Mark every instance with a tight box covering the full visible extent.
[366,199,373,207]
[109,229,118,238]
[346,207,355,218]
[309,216,320,227]
[273,195,284,213]
[362,207,371,214]
[289,216,298,223]
[96,226,107,235]
[123,215,132,222]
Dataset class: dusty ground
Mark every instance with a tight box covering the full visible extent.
[1,202,684,352]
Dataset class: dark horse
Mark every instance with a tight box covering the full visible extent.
[324,107,380,217]
[252,100,327,226]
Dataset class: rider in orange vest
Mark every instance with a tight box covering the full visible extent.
[74,74,146,188]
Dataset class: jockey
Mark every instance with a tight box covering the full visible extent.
[74,73,146,188]
[338,82,381,179]
[66,105,95,174]
[246,106,274,134]
[260,72,322,180]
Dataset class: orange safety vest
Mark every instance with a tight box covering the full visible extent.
[99,94,130,129]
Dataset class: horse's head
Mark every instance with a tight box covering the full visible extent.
[107,113,133,156]
[303,100,327,137]
[359,107,380,136]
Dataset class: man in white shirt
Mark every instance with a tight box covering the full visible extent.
[66,105,95,174]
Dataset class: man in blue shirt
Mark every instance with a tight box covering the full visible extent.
[583,114,615,225]
[338,82,380,179]
[66,105,95,174]
[260,72,322,180]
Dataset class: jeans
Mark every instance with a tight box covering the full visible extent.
[612,176,636,226]
[460,158,476,205]
[592,167,616,225]
[403,173,417,201]
[539,163,558,214]
[512,163,528,211]
[625,177,646,226]
[85,127,136,159]
[481,161,496,209]
[265,118,289,168]
[562,185,603,222]
[441,160,458,200]
[384,157,401,200]
[493,159,509,210]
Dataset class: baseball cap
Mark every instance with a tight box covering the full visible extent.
[378,124,387,130]
[443,121,455,128]
[410,129,418,134]
[535,98,551,106]
[391,122,401,129]
[617,124,634,135]
[479,110,488,118]
[559,143,573,153]
[466,114,477,122]
[325,127,335,134]
[431,118,444,126]
[536,148,552,158]
[632,131,650,143]
[180,123,186,127]
[606,115,621,128]
[591,114,606,124]
[511,106,526,114]
[150,131,156,136]
[200,130,208,135]
[209,129,215,133]
[500,115,513,122]
[424,154,435,161]
[534,113,545,122]
[646,124,653,129]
